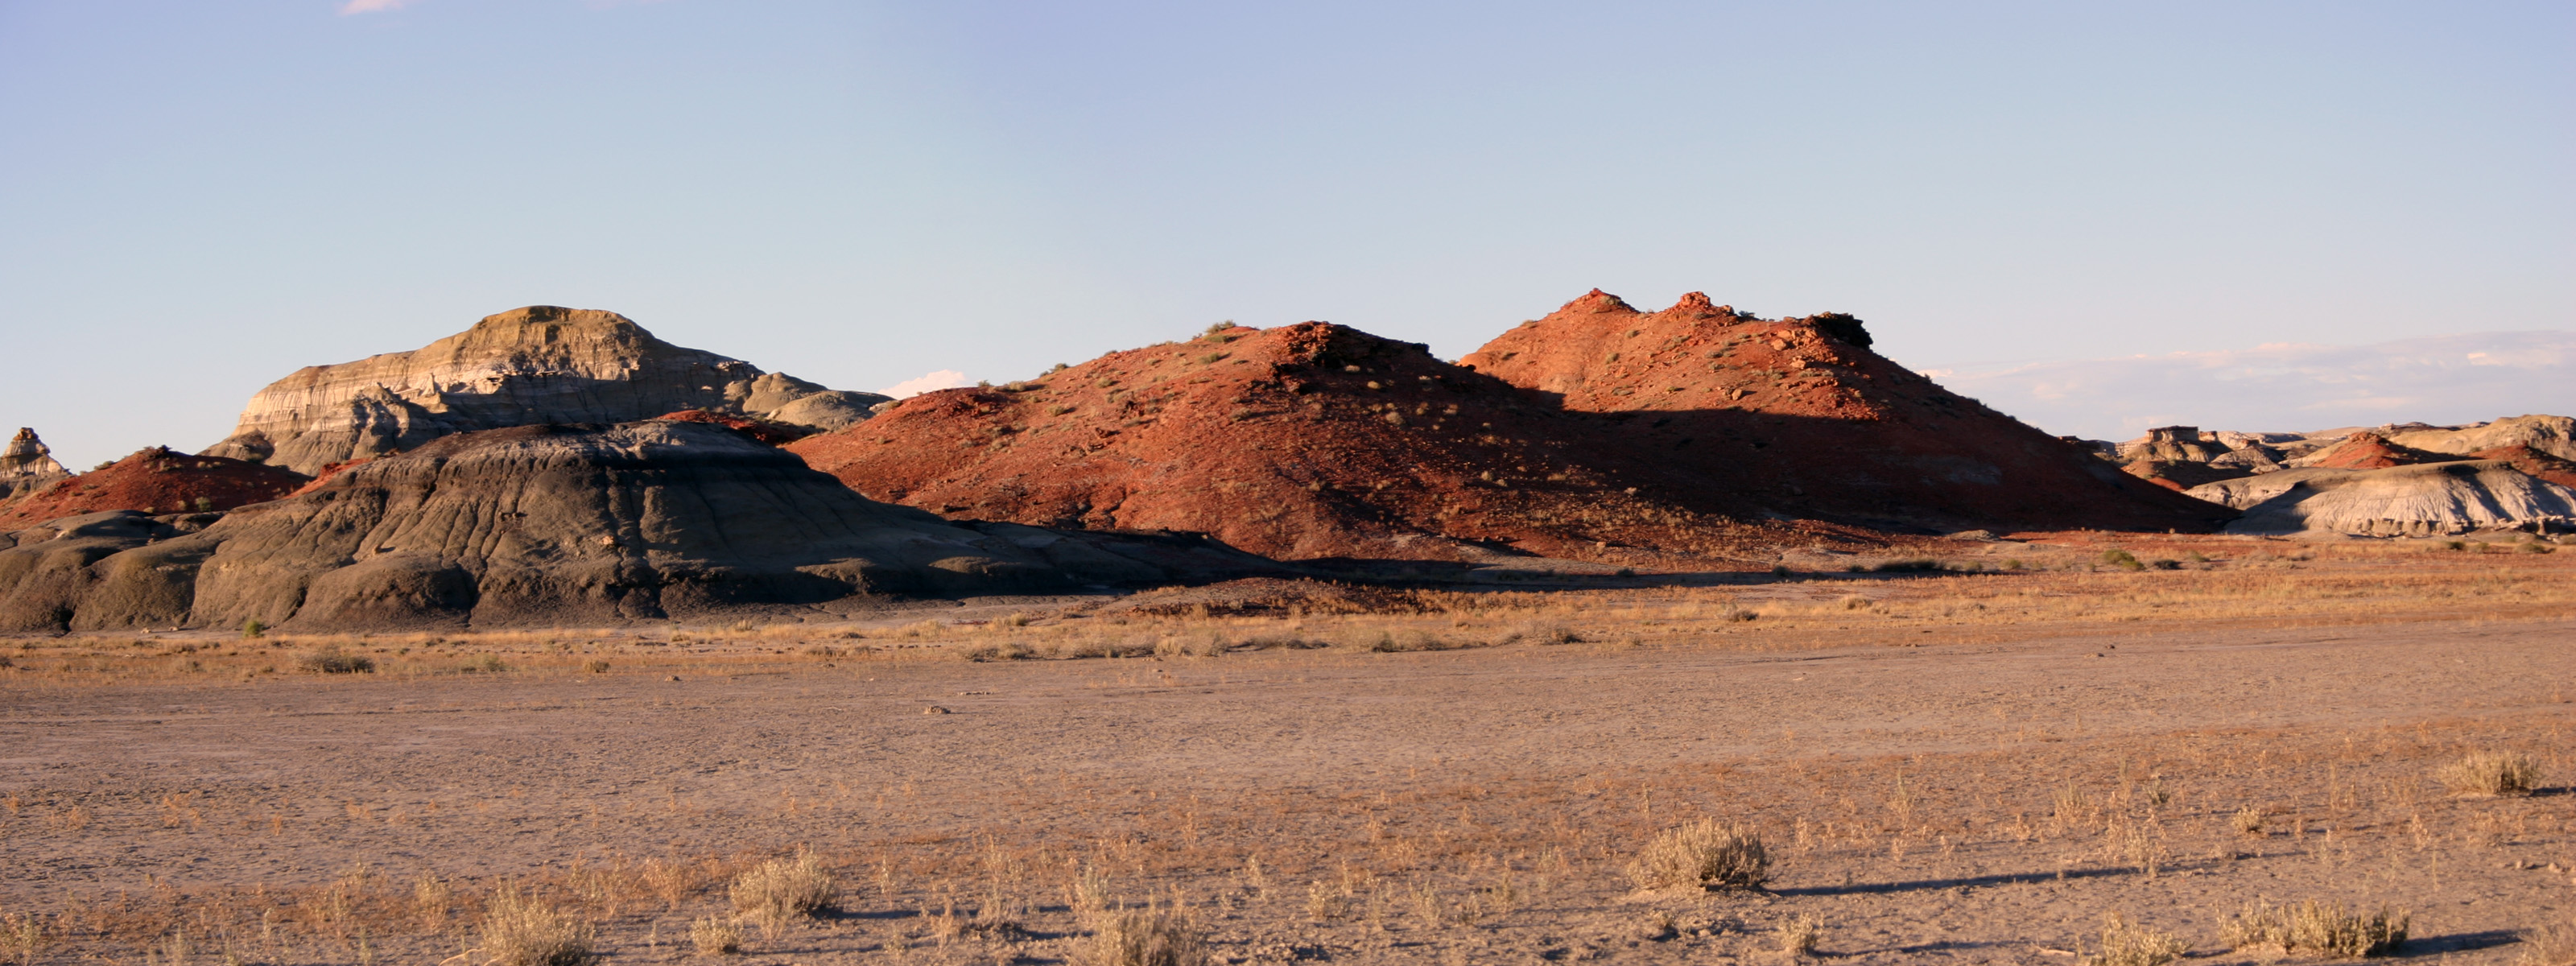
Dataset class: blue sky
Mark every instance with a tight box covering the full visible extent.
[2,1,2568,467]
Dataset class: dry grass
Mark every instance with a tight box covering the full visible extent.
[473,886,595,966]
[2082,912,2187,966]
[2220,899,2409,958]
[727,850,836,931]
[1075,906,1206,966]
[1775,913,1823,957]
[2522,914,2576,966]
[2438,749,2543,796]
[1626,819,1768,891]
[687,915,742,956]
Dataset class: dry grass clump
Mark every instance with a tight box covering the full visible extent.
[2231,806,2265,836]
[295,646,374,674]
[1775,914,1823,957]
[1627,819,1769,891]
[474,886,596,966]
[688,915,743,956]
[2,912,47,966]
[2520,914,2576,966]
[1074,907,1206,966]
[2083,913,2188,966]
[2220,899,2408,958]
[2438,749,2542,797]
[729,850,836,931]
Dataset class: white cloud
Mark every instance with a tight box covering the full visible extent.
[339,0,412,13]
[879,369,973,399]
[1924,331,2574,440]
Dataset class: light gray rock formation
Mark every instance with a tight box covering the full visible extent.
[1,420,1276,632]
[2187,460,2576,537]
[201,306,891,475]
[2385,414,2576,461]
[0,428,70,505]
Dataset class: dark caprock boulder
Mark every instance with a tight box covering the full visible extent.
[0,419,1272,633]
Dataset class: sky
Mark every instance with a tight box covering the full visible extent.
[2,1,2569,468]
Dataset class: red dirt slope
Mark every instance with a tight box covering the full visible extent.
[0,448,309,527]
[1459,291,2232,533]
[2302,431,2441,469]
[652,410,815,446]
[787,322,1884,564]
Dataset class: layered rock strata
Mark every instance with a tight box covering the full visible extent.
[1,428,69,506]
[0,420,1265,633]
[203,306,890,475]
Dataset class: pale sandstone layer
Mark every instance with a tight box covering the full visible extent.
[2187,458,2576,536]
[203,306,890,475]
[0,427,69,506]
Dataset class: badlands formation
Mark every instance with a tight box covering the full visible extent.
[201,305,890,475]
[2112,415,2576,536]
[791,291,2224,564]
[2,298,2567,631]
[0,421,1265,633]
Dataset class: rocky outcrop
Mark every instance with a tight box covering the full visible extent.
[0,421,1272,633]
[202,307,891,475]
[1455,291,2231,533]
[2386,415,2576,463]
[2187,460,2576,537]
[787,321,1889,564]
[0,448,308,528]
[1,428,70,506]
[2291,431,2443,470]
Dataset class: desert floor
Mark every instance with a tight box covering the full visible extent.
[2,535,2571,964]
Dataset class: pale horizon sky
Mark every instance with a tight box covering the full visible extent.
[3,2,2569,469]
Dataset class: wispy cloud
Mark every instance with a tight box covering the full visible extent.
[879,369,973,398]
[339,0,414,14]
[1922,331,2574,440]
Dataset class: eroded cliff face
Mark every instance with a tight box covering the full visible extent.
[202,306,890,474]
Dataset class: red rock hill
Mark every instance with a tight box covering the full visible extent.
[787,322,1880,564]
[1458,291,2230,533]
[0,448,308,528]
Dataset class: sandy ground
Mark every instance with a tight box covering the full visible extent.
[2,581,2571,964]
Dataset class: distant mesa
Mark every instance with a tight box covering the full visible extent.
[0,445,306,529]
[0,421,1272,633]
[201,306,892,476]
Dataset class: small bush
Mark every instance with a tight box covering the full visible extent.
[2221,899,2407,957]
[2102,550,2145,572]
[463,654,508,674]
[1628,819,1768,891]
[2083,913,2187,966]
[1872,559,1940,572]
[2231,806,2265,836]
[2438,750,2542,796]
[689,916,742,956]
[1776,914,1823,957]
[2521,914,2576,966]
[296,646,375,675]
[241,619,266,639]
[729,851,836,931]
[1074,908,1206,966]
[582,659,609,674]
[476,886,595,966]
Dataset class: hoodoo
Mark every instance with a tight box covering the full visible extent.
[788,321,1882,564]
[202,306,892,475]
[0,427,69,506]
[1459,291,2233,533]
[0,420,1266,633]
